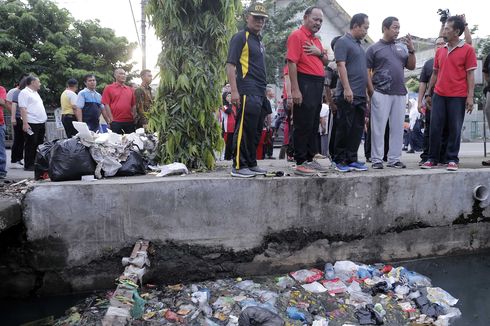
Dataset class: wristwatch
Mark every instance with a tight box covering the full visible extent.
[408,49,415,54]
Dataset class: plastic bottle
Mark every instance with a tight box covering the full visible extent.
[374,303,386,318]
[324,263,335,280]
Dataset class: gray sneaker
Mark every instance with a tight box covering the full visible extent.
[387,161,406,169]
[231,168,256,178]
[249,166,267,175]
[305,160,329,172]
[372,162,384,169]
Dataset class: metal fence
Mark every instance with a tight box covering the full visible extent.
[2,108,66,148]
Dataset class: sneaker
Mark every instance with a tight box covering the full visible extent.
[420,161,435,169]
[306,160,329,172]
[294,163,317,175]
[387,161,406,169]
[447,162,458,171]
[406,149,415,154]
[231,167,256,178]
[314,153,326,159]
[402,146,408,151]
[0,174,6,179]
[10,161,24,169]
[334,163,351,173]
[249,165,267,175]
[418,160,427,166]
[372,162,384,169]
[348,161,368,171]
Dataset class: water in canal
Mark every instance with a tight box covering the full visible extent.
[2,251,489,325]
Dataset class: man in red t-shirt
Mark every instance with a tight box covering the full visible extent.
[422,16,477,171]
[0,85,7,178]
[102,68,136,134]
[286,6,329,175]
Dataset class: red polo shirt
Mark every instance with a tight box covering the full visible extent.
[0,86,6,125]
[286,25,325,77]
[434,40,477,97]
[101,83,136,123]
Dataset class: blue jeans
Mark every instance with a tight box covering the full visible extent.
[0,124,6,177]
[429,94,466,163]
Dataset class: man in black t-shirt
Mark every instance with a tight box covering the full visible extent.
[417,37,447,165]
[226,3,269,178]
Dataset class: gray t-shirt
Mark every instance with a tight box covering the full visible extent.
[366,39,409,95]
[334,33,368,99]
[11,88,22,118]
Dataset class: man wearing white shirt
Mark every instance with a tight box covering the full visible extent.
[18,76,47,171]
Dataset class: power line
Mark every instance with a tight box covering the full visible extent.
[128,0,141,47]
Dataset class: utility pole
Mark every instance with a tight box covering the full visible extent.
[141,0,147,70]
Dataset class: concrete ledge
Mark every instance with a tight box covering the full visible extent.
[23,169,490,266]
[0,198,22,233]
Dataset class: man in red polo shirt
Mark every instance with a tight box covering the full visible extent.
[422,15,477,171]
[286,6,329,175]
[102,68,136,134]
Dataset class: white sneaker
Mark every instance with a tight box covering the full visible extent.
[10,162,24,169]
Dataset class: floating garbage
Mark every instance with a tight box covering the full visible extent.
[51,260,461,325]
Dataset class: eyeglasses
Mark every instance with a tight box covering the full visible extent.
[252,16,266,21]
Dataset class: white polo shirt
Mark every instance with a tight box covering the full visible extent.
[18,87,47,123]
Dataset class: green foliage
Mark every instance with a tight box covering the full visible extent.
[146,0,240,170]
[0,0,136,107]
[261,0,313,85]
[475,35,490,108]
[406,77,419,93]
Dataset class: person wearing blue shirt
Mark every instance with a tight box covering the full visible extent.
[76,74,112,132]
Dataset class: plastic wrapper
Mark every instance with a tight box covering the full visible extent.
[301,281,327,293]
[290,268,323,283]
[321,279,348,294]
[334,261,360,282]
[427,287,459,308]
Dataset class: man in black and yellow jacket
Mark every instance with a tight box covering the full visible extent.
[226,2,269,178]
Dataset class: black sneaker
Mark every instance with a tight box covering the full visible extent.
[231,168,256,178]
[249,166,267,175]
[387,161,406,169]
[372,162,383,169]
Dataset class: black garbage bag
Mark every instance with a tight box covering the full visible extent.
[355,304,384,325]
[34,140,59,180]
[367,281,390,296]
[116,150,146,176]
[48,138,96,181]
[238,307,285,326]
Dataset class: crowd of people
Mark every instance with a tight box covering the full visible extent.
[0,3,489,180]
[0,68,153,178]
[223,2,483,178]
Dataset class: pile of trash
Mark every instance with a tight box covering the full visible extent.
[0,178,33,199]
[52,260,461,325]
[34,123,160,181]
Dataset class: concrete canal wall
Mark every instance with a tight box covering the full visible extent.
[2,169,490,297]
